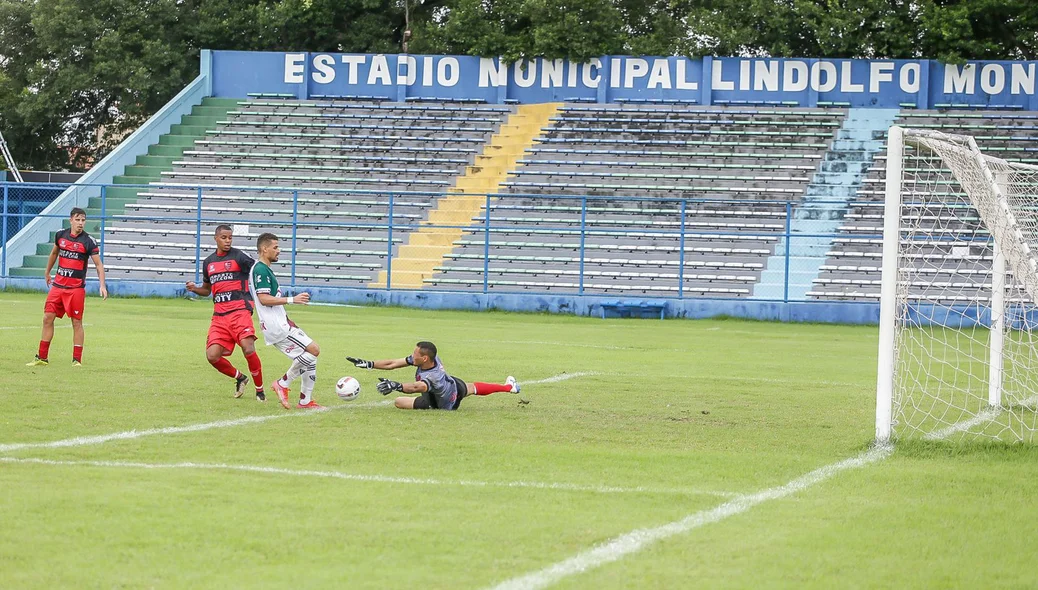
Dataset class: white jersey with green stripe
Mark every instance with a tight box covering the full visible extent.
[249,261,290,344]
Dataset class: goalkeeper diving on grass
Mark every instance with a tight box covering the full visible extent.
[346,341,519,410]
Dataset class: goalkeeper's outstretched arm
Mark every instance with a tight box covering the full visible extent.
[347,356,409,370]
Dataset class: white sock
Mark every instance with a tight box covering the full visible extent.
[297,353,318,404]
[279,358,302,388]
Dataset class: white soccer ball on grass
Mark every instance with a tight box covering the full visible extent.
[336,376,361,401]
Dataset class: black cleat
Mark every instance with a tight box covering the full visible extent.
[256,390,266,402]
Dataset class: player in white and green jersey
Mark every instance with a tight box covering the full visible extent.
[248,233,323,410]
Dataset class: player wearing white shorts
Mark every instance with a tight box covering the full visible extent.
[248,232,323,410]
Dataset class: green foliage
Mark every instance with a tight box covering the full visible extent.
[1,0,1036,171]
[685,0,1038,60]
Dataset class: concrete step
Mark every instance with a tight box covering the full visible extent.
[159,135,200,147]
[149,144,190,157]
[135,155,177,168]
[202,97,243,108]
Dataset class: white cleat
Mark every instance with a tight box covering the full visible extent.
[506,375,520,394]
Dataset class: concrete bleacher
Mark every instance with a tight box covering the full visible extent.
[810,110,1038,302]
[48,97,1035,303]
[100,99,514,286]
[425,105,844,295]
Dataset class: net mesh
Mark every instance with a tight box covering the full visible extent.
[892,130,1038,442]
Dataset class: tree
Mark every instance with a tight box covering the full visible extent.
[409,0,627,62]
[683,0,1038,61]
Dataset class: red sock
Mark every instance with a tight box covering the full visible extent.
[245,351,263,391]
[38,340,51,360]
[473,382,511,395]
[210,357,239,379]
[72,345,83,363]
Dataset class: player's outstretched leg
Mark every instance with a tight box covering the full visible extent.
[297,342,322,409]
[271,359,298,408]
[472,377,520,396]
[206,344,250,398]
[240,337,266,403]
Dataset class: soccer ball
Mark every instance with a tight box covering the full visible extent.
[336,376,361,401]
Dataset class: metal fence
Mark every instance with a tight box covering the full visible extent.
[1,182,874,302]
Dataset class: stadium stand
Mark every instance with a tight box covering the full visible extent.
[97,99,514,286]
[424,105,846,295]
[810,110,1038,302]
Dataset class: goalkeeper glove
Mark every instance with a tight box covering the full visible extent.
[346,356,374,369]
[377,378,403,396]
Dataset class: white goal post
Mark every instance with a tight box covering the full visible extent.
[876,126,1038,443]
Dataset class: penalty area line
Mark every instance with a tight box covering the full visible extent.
[0,457,739,498]
[0,372,594,455]
[0,401,391,454]
[487,390,1024,590]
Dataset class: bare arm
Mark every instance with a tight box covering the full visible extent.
[257,292,310,307]
[185,281,211,297]
[90,253,108,299]
[374,358,411,370]
[44,245,58,287]
[400,380,428,394]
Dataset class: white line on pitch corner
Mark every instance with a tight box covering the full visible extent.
[0,457,738,498]
[0,401,392,454]
[488,397,1019,590]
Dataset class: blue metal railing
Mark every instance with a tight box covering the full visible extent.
[1,180,940,302]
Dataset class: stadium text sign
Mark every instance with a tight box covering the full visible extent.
[209,51,1038,109]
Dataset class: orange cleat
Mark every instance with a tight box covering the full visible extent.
[296,400,324,410]
[272,381,291,409]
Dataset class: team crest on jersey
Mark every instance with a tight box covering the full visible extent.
[224,261,233,271]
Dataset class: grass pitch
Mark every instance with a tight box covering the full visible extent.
[1,292,1036,589]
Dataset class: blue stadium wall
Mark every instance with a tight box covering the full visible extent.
[0,277,882,324]
[211,50,1038,109]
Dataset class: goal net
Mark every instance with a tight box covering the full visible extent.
[876,126,1038,443]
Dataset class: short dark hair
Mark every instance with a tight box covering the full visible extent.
[416,341,437,359]
[214,224,232,235]
[257,233,279,250]
[69,207,86,219]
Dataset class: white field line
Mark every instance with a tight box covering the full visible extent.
[924,394,1038,441]
[1,323,93,331]
[524,372,599,385]
[0,401,391,454]
[488,396,1019,590]
[304,301,366,308]
[0,457,738,498]
[487,445,893,590]
[0,372,588,454]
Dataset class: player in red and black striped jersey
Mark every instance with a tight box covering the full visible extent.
[185,224,266,401]
[26,208,108,367]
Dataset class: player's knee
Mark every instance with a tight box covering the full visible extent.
[71,318,83,327]
[42,314,55,325]
[205,349,223,364]
[394,397,413,409]
[241,340,256,355]
[306,341,320,357]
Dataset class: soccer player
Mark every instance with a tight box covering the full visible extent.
[346,342,519,410]
[26,208,108,367]
[248,232,323,410]
[185,224,265,401]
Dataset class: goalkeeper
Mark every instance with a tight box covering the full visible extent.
[346,341,519,410]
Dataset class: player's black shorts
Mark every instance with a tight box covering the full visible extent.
[415,376,468,410]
